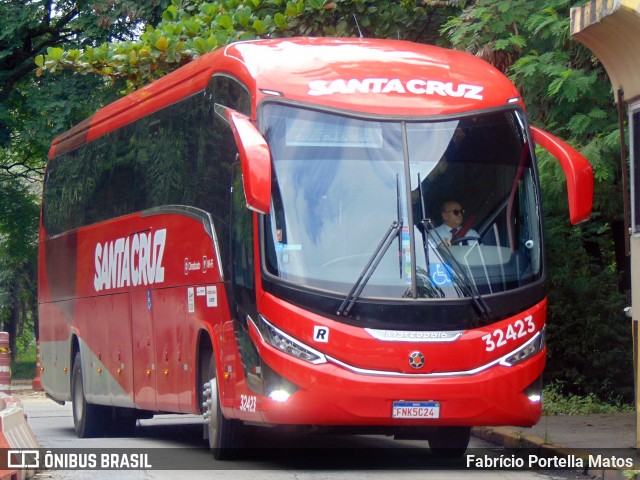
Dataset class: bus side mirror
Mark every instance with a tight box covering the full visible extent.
[226,109,271,214]
[530,126,594,225]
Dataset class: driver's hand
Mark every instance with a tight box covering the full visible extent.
[439,239,451,248]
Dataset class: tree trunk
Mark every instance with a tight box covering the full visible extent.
[6,287,19,363]
[612,219,631,296]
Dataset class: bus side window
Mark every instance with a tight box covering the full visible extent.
[212,75,251,117]
[231,163,255,291]
[206,74,252,280]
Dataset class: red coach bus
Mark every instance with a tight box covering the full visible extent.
[38,37,593,458]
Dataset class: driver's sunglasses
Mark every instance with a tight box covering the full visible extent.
[446,209,465,216]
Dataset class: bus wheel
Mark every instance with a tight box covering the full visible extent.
[71,352,108,438]
[427,426,471,458]
[203,355,242,460]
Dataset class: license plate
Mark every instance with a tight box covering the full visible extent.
[392,401,440,419]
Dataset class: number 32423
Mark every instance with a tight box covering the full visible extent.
[240,394,257,413]
[481,315,535,352]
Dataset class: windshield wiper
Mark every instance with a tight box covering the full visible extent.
[337,175,403,317]
[417,173,431,276]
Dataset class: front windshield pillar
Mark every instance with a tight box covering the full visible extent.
[401,122,418,299]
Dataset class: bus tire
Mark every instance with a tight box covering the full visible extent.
[427,426,471,458]
[204,354,242,460]
[71,352,108,438]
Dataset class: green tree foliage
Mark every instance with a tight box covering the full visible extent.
[35,0,461,93]
[1,0,169,146]
[444,0,632,401]
[0,0,170,358]
[0,179,39,360]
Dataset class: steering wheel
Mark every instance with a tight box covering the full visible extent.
[450,236,481,245]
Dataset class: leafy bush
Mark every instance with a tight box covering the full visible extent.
[543,383,633,415]
[541,173,633,402]
[11,340,36,380]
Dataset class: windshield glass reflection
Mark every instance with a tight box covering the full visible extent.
[262,104,542,300]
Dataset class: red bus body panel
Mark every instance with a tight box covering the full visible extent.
[39,210,230,413]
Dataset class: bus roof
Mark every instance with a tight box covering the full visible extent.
[50,37,522,158]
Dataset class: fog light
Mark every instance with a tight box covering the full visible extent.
[268,389,291,402]
[524,375,543,403]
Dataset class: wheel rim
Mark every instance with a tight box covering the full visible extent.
[210,379,219,439]
[204,378,219,448]
[73,372,84,422]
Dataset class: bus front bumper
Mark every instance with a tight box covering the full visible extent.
[234,327,545,428]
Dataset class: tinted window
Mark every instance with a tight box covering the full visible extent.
[43,76,251,240]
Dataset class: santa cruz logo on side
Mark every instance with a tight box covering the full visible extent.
[308,78,484,100]
[94,229,167,292]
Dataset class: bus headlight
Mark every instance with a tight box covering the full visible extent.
[255,315,327,365]
[500,328,546,367]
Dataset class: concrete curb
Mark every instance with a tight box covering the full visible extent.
[471,426,629,480]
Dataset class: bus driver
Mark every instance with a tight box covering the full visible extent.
[430,200,479,247]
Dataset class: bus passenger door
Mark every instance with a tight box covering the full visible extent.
[131,231,157,411]
[228,163,261,402]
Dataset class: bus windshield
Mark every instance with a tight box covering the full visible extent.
[262,103,542,300]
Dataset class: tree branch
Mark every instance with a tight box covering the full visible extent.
[0,163,45,183]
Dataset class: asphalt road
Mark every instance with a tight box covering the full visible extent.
[16,392,588,480]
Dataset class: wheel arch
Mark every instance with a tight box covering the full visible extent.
[196,328,215,414]
[69,333,81,394]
